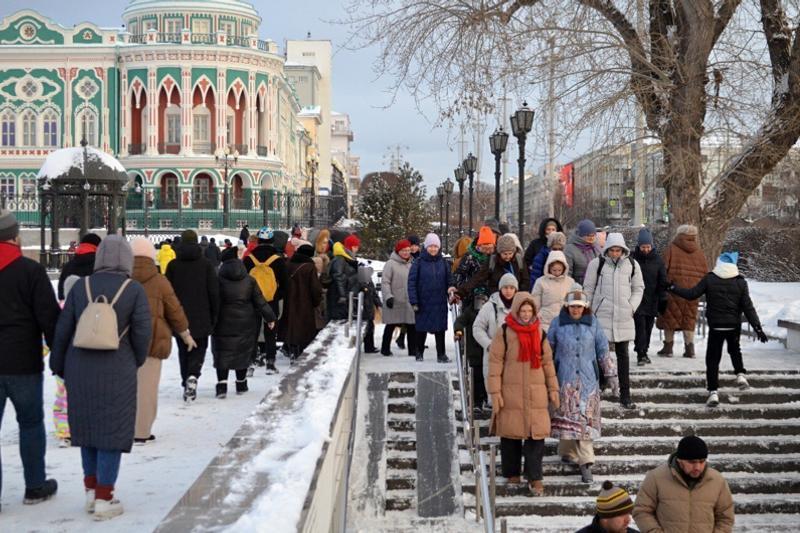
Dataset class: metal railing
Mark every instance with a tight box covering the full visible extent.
[128,143,145,155]
[157,32,182,43]
[226,35,250,47]
[190,33,215,44]
[256,145,268,157]
[231,143,248,156]
[157,142,181,155]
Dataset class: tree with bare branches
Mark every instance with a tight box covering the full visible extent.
[345,0,800,262]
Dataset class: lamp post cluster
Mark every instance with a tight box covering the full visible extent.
[215,146,239,229]
[451,153,478,239]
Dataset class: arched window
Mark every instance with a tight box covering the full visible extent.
[192,106,211,153]
[160,173,179,207]
[192,174,214,208]
[225,106,235,147]
[1,111,16,146]
[166,105,181,146]
[42,110,58,147]
[21,111,36,146]
[77,108,98,146]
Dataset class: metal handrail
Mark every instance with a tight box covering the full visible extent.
[340,291,364,532]
[450,303,495,533]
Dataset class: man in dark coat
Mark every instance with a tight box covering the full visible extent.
[523,217,563,273]
[327,235,360,321]
[165,229,220,400]
[357,264,382,353]
[284,245,323,361]
[631,228,668,366]
[239,224,250,244]
[243,227,289,374]
[57,232,102,301]
[0,209,60,505]
[205,237,221,268]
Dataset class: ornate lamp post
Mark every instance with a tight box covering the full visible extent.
[216,146,239,229]
[454,166,466,236]
[489,127,509,222]
[462,152,478,236]
[436,184,444,235]
[307,153,320,227]
[510,102,534,237]
[443,178,454,251]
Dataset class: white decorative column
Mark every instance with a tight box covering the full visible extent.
[180,69,192,155]
[146,67,158,155]
[248,72,256,154]
[98,68,110,152]
[217,69,226,152]
[120,69,129,157]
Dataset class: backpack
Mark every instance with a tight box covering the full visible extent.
[73,278,131,350]
[250,255,280,302]
[596,256,637,281]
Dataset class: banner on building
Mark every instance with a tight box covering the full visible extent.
[559,163,574,208]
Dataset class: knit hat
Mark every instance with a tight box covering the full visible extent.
[719,251,739,265]
[407,235,420,246]
[596,480,634,519]
[130,237,157,261]
[677,435,708,460]
[181,229,198,245]
[547,231,566,249]
[483,217,501,235]
[80,232,102,247]
[477,226,497,246]
[423,233,441,249]
[498,272,519,290]
[395,239,412,253]
[564,289,589,308]
[296,244,315,257]
[577,219,597,237]
[676,224,699,236]
[637,228,654,247]
[344,234,361,250]
[0,209,19,241]
[496,234,517,254]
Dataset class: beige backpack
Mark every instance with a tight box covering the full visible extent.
[73,278,131,350]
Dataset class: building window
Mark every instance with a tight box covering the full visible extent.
[192,19,210,35]
[129,21,138,36]
[42,110,58,147]
[21,177,36,198]
[226,110,235,147]
[166,106,181,145]
[192,107,211,153]
[0,177,14,197]
[165,18,182,34]
[77,109,98,146]
[162,174,178,206]
[220,21,235,36]
[21,111,36,146]
[1,112,16,146]
[193,175,213,207]
[144,20,157,32]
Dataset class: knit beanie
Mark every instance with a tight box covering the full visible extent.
[596,480,634,519]
[496,234,517,254]
[577,219,597,237]
[498,272,519,290]
[637,227,654,247]
[477,226,497,246]
[296,244,315,257]
[395,239,412,253]
[423,233,441,249]
[344,234,361,250]
[547,231,566,249]
[564,289,589,308]
[130,237,157,261]
[181,229,198,245]
[483,217,501,235]
[719,251,739,265]
[81,232,102,247]
[676,435,708,460]
[0,208,19,241]
[407,235,420,246]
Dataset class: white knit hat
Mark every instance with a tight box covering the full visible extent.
[564,289,589,307]
[130,237,157,261]
[423,233,441,249]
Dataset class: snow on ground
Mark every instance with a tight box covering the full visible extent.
[749,280,800,339]
[0,342,286,532]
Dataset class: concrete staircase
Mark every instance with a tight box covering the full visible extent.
[456,370,800,529]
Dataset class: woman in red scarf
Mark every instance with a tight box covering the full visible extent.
[487,292,560,496]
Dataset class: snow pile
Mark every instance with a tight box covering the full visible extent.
[37,146,126,179]
[226,333,356,533]
[749,281,800,338]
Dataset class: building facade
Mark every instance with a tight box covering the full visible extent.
[0,1,318,231]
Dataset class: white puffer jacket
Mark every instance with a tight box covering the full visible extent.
[531,251,575,333]
[473,291,513,396]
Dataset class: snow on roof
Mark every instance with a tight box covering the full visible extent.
[37,146,126,179]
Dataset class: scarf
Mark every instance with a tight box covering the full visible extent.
[500,294,514,308]
[75,242,97,256]
[504,313,542,369]
[575,240,596,265]
[0,241,22,271]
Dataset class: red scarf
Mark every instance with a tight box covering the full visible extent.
[504,313,542,369]
[75,243,97,255]
[0,241,22,271]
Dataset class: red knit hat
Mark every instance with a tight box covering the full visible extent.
[395,239,412,253]
[344,234,361,250]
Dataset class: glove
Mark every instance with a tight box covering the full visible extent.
[386,297,394,309]
[491,393,504,410]
[454,331,463,340]
[608,376,620,398]
[548,390,560,410]
[412,304,419,312]
[179,330,198,352]
[755,327,768,343]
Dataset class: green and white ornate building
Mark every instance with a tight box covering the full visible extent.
[0,1,326,230]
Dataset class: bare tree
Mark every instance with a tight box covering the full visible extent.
[345,0,800,262]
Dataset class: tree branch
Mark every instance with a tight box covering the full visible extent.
[713,0,741,46]
[759,0,792,90]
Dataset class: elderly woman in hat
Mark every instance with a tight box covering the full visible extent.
[547,288,619,484]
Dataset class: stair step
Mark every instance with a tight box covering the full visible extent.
[627,375,800,389]
[389,372,415,383]
[387,439,417,452]
[388,402,416,414]
[616,388,798,403]
[386,477,415,490]
[388,387,415,399]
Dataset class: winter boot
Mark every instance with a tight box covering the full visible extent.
[620,399,637,410]
[507,476,521,485]
[415,353,424,362]
[637,352,648,366]
[579,464,594,484]
[184,376,198,402]
[265,360,279,375]
[381,350,393,357]
[396,330,406,350]
[84,475,97,514]
[437,354,451,364]
[683,343,695,358]
[215,382,227,399]
[236,379,248,394]
[134,435,155,445]
[529,480,545,497]
[657,341,674,357]
[93,485,123,521]
[254,347,267,367]
[23,479,58,504]
[736,373,750,390]
[707,391,720,407]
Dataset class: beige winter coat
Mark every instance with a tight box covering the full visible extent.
[633,455,735,533]
[531,251,575,333]
[487,292,559,440]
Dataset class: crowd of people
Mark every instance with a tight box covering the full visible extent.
[0,205,768,530]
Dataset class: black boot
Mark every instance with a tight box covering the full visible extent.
[215,382,227,399]
[23,479,58,505]
[236,379,248,394]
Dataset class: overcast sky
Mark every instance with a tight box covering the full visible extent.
[2,0,556,192]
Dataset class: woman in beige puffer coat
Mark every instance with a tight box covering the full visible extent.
[531,251,575,333]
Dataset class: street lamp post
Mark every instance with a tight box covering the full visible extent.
[134,183,151,237]
[463,153,478,236]
[307,153,319,227]
[216,146,239,229]
[443,178,453,251]
[454,166,466,237]
[510,102,534,238]
[436,185,444,236]
[489,127,509,222]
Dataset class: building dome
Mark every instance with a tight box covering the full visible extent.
[123,0,260,23]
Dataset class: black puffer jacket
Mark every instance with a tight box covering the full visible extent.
[327,246,359,320]
[523,217,564,272]
[672,271,761,330]
[57,252,96,300]
[165,243,220,338]
[243,244,289,303]
[632,247,668,316]
[212,258,275,370]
